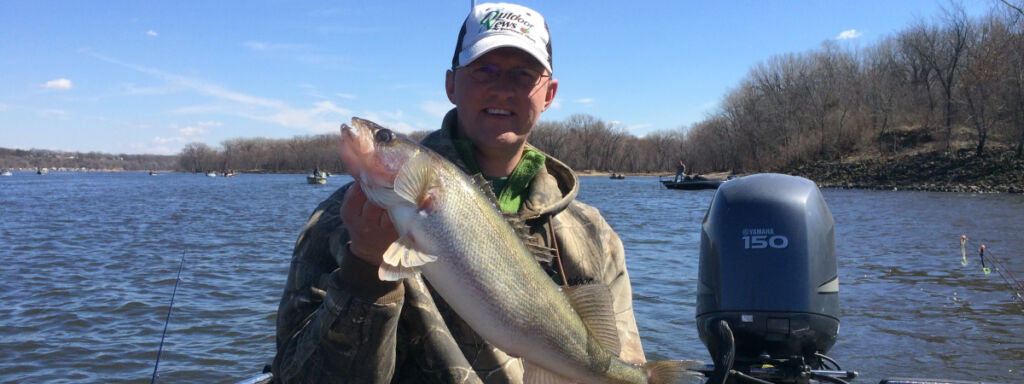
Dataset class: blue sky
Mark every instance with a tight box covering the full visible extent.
[1,1,995,155]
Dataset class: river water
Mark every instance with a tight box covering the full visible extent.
[1,171,1021,383]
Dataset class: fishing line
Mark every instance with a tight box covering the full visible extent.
[981,247,1024,305]
[959,235,1024,307]
[150,248,187,384]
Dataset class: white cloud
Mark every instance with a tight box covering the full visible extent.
[179,121,222,136]
[123,83,178,95]
[131,142,178,155]
[359,110,414,133]
[336,92,357,100]
[576,98,594,105]
[44,78,73,90]
[420,99,452,119]
[265,100,353,133]
[146,30,158,37]
[625,123,653,135]
[88,52,355,135]
[153,136,185,144]
[836,29,862,40]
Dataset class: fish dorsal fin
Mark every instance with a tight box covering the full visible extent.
[502,210,558,264]
[470,173,498,203]
[562,284,621,356]
[522,361,575,384]
[378,235,436,281]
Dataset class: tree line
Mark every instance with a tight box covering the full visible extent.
[0,147,176,172]
[171,115,684,175]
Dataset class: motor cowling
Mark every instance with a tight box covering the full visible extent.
[696,173,839,363]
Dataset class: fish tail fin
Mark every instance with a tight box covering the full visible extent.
[643,360,706,384]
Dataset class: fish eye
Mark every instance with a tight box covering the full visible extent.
[374,129,394,143]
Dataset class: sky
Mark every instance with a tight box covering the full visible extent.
[0,0,998,155]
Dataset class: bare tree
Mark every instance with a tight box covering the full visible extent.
[959,13,1008,156]
[907,5,970,151]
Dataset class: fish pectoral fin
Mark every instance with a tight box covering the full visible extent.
[382,234,437,268]
[393,152,441,211]
[378,262,419,281]
[563,284,621,355]
[378,236,426,280]
[522,361,576,384]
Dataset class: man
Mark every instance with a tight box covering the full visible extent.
[675,160,687,182]
[273,3,646,382]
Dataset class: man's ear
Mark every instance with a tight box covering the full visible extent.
[445,69,456,104]
[543,78,558,110]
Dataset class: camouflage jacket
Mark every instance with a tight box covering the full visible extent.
[272,110,646,383]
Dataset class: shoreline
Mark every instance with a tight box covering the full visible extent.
[579,149,1024,194]
[778,148,1023,194]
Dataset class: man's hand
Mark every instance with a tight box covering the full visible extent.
[341,182,398,267]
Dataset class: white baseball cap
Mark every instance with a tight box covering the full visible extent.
[451,2,553,73]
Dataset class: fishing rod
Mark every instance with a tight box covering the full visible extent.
[150,248,187,384]
[960,235,1024,306]
[979,246,1024,305]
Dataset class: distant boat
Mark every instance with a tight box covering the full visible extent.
[2,170,12,177]
[659,176,724,190]
[610,173,625,180]
[37,168,48,175]
[206,171,217,177]
[149,171,158,176]
[307,174,327,184]
[223,171,238,177]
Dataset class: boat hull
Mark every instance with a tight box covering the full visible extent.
[660,179,723,190]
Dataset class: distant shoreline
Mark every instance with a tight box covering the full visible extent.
[581,149,1024,195]
[779,148,1023,194]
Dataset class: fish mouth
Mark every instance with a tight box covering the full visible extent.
[339,118,374,181]
[339,117,400,191]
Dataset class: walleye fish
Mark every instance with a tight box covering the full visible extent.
[339,117,702,384]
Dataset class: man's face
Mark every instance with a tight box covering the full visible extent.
[446,47,558,155]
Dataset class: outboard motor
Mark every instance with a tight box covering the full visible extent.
[697,174,849,383]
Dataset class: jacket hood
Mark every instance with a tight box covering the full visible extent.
[419,109,578,220]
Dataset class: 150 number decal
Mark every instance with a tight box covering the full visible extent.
[742,235,789,249]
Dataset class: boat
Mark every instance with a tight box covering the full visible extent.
[223,171,238,177]
[1,170,12,176]
[610,173,625,179]
[37,168,49,175]
[149,171,158,176]
[206,171,217,177]
[307,174,327,184]
[660,176,724,190]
